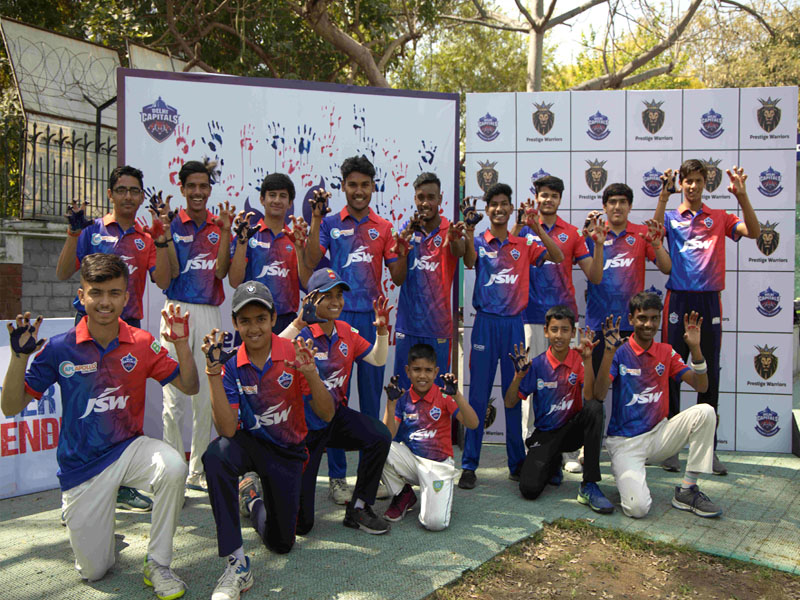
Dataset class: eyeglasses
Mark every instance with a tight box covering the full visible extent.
[112,186,144,196]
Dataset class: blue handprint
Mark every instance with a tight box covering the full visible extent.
[294,124,316,156]
[417,140,438,169]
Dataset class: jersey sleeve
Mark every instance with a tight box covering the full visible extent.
[222,362,240,411]
[146,238,157,272]
[609,351,619,381]
[146,335,181,385]
[383,224,398,264]
[318,217,332,253]
[517,366,537,399]
[23,341,58,399]
[529,242,547,267]
[577,359,585,387]
[725,211,743,242]
[394,395,404,422]
[669,348,690,380]
[444,393,459,418]
[75,228,91,263]
[353,330,373,362]
[573,235,591,263]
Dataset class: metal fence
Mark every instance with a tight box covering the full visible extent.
[0,116,23,218]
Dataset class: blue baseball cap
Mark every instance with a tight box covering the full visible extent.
[307,268,351,294]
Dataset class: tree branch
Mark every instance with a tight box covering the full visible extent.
[514,0,537,28]
[719,0,775,36]
[547,0,608,29]
[439,14,530,32]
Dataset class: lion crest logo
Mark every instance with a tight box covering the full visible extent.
[532,101,555,135]
[585,159,608,193]
[754,344,778,380]
[642,99,665,134]
[757,97,781,133]
[477,160,499,193]
[756,220,780,256]
[700,157,723,193]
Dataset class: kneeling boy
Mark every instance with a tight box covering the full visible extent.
[504,306,613,513]
[594,291,721,519]
[381,344,478,530]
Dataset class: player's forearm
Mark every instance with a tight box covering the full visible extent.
[587,245,604,284]
[449,237,466,258]
[583,358,595,401]
[171,340,200,395]
[56,235,79,281]
[388,259,407,286]
[510,222,523,236]
[227,245,247,288]
[538,229,564,263]
[152,248,172,290]
[207,375,238,437]
[167,244,180,279]
[363,333,388,366]
[296,248,312,287]
[383,402,399,436]
[654,245,671,274]
[455,392,479,429]
[304,219,323,269]
[463,230,477,268]
[738,193,760,239]
[654,194,669,224]
[1,355,32,417]
[593,352,614,399]
[214,230,232,279]
[306,373,334,422]
[503,375,523,408]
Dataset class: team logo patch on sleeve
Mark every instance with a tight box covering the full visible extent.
[558,233,568,243]
[755,406,780,437]
[510,249,520,260]
[429,406,442,421]
[655,363,665,376]
[368,228,379,240]
[339,342,348,357]
[208,232,220,245]
[121,353,138,373]
[134,238,146,251]
[277,371,294,389]
[151,340,162,354]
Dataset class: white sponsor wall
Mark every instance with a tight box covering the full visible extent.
[465,87,797,452]
[119,69,459,443]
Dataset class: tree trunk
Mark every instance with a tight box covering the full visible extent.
[527,0,544,92]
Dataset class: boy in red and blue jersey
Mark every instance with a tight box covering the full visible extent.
[458,182,564,490]
[585,183,671,374]
[381,344,478,530]
[394,172,465,390]
[201,281,334,600]
[503,306,613,514]
[653,160,760,474]
[595,291,721,519]
[279,268,393,535]
[2,253,199,599]
[160,160,235,492]
[229,172,311,335]
[305,155,406,503]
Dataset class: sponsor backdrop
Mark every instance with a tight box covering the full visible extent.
[119,69,459,444]
[465,87,797,452]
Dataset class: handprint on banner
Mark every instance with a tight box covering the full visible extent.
[175,123,195,155]
[356,135,378,161]
[202,121,225,170]
[168,156,185,185]
[319,105,340,158]
[353,105,367,140]
[392,163,409,189]
[240,124,257,164]
[294,124,316,157]
[373,165,387,194]
[417,140,438,169]
[328,169,343,191]
[248,166,267,195]
[222,174,240,199]
[267,121,286,170]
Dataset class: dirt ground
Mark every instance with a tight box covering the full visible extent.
[429,519,800,600]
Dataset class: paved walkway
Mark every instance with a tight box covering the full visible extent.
[1,446,798,600]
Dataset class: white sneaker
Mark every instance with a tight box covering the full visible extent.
[563,450,583,474]
[376,481,391,500]
[328,478,351,505]
[185,471,208,491]
[212,556,254,600]
[143,558,186,600]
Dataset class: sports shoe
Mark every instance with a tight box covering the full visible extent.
[508,471,520,482]
[117,486,153,512]
[563,450,583,474]
[328,478,351,505]
[457,469,476,489]
[672,485,722,518]
[712,453,728,476]
[343,503,390,534]
[376,481,391,499]
[238,475,260,518]
[661,454,680,472]
[383,484,417,522]
[577,482,614,514]
[211,556,254,600]
[185,471,207,491]
[143,558,186,600]
[548,464,563,486]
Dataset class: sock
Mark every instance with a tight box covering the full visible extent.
[681,471,699,489]
[230,547,246,564]
[354,498,366,510]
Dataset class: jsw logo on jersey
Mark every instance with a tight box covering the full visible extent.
[181,252,216,273]
[604,252,635,270]
[323,368,347,391]
[409,429,436,441]
[545,397,573,416]
[625,385,663,406]
[250,402,292,429]
[343,245,374,268]
[256,260,290,279]
[120,255,138,275]
[410,254,439,272]
[484,268,519,286]
[79,386,130,419]
[678,239,714,253]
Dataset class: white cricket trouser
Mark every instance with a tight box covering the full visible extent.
[160,299,220,475]
[381,441,457,531]
[521,323,549,440]
[61,436,187,581]
[605,403,715,519]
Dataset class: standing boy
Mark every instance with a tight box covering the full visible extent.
[382,344,478,530]
[2,253,199,599]
[459,183,564,489]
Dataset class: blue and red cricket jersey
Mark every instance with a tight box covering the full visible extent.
[517,347,585,432]
[664,205,741,292]
[167,208,225,305]
[24,318,180,490]
[297,321,372,430]
[607,337,690,437]
[230,219,300,315]
[318,207,397,312]
[393,384,459,462]
[472,230,546,317]
[221,335,311,448]
[74,215,156,320]
[396,217,458,339]
[586,223,655,331]
[519,217,590,324]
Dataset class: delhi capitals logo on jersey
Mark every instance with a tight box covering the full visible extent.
[641,168,663,197]
[368,228,379,240]
[655,362,665,376]
[755,406,780,437]
[757,167,783,197]
[429,406,442,421]
[120,353,138,373]
[134,238,146,251]
[433,235,442,247]
[568,372,577,385]
[558,233,568,243]
[699,108,724,139]
[277,371,294,389]
[625,235,636,246]
[339,342,348,357]
[477,112,500,142]
[208,232,220,245]
[510,249,520,261]
[586,111,610,140]
[756,287,782,317]
[140,97,180,142]
[703,217,713,229]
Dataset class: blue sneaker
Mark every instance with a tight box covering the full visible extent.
[577,481,614,514]
[548,464,563,486]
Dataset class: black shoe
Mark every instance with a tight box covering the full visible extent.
[343,503,390,534]
[508,471,520,482]
[458,469,477,489]
[712,453,728,476]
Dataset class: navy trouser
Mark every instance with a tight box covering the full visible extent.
[327,309,384,479]
[519,399,604,499]
[393,332,451,390]
[663,290,722,416]
[202,431,305,556]
[297,405,391,535]
[462,311,526,474]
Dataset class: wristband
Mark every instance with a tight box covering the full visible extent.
[205,368,223,376]
[155,239,169,248]
[67,228,81,238]
[690,360,707,374]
